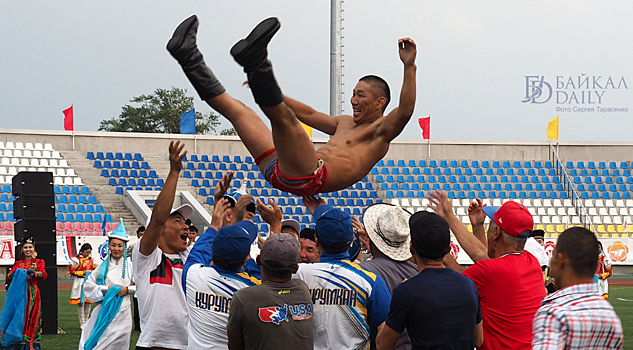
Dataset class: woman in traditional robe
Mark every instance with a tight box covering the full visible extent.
[78,222,135,350]
[68,243,97,329]
[3,237,47,350]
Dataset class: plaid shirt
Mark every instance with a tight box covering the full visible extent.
[532,283,623,350]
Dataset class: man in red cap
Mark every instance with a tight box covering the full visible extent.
[427,190,545,350]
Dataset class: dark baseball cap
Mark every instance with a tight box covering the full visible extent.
[313,205,353,247]
[259,233,300,272]
[212,221,257,263]
[409,211,450,260]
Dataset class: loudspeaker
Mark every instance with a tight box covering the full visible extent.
[13,195,55,219]
[39,266,58,335]
[32,242,56,268]
[12,172,53,196]
[14,219,56,243]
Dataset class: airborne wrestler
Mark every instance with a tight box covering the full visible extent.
[168,15,417,196]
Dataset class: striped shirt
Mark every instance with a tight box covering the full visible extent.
[532,283,623,350]
[295,252,391,350]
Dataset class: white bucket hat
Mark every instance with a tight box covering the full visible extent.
[145,204,194,227]
[362,203,412,261]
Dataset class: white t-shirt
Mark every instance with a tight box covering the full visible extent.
[524,237,549,267]
[185,264,260,350]
[132,240,189,349]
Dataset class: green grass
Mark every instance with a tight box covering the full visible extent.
[0,289,139,349]
[0,286,631,349]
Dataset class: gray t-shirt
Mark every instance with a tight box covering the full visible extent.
[227,279,314,350]
[361,254,418,350]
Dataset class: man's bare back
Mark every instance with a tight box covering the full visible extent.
[168,16,416,196]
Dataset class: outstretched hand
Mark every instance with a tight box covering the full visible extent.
[214,172,234,204]
[468,198,487,226]
[398,37,417,66]
[303,196,326,215]
[168,141,187,173]
[256,198,282,233]
[427,190,454,219]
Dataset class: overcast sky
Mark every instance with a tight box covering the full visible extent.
[1,1,632,142]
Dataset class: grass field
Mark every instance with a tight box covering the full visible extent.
[0,286,631,349]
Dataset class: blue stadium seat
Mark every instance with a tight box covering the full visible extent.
[397,160,405,167]
[496,169,505,176]
[419,160,427,167]
[111,161,121,168]
[429,160,437,167]
[183,171,192,179]
[506,169,515,176]
[377,159,385,167]
[191,179,200,187]
[439,160,448,168]
[492,161,501,168]
[503,161,511,168]
[56,213,65,221]
[620,161,629,169]
[472,160,480,168]
[115,187,124,195]
[449,160,458,168]
[460,160,469,168]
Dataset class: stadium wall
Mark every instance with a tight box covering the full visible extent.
[0,128,632,161]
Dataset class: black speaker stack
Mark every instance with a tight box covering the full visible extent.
[12,171,58,335]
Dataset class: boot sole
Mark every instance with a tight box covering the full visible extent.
[230,17,280,64]
[167,15,198,55]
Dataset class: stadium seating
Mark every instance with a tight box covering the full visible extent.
[0,142,115,236]
[90,152,162,194]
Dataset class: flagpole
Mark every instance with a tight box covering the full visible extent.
[427,139,431,159]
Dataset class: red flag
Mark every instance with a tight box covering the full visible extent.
[63,105,74,131]
[418,116,430,140]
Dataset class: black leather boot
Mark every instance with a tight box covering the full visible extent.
[167,15,225,101]
[231,18,284,107]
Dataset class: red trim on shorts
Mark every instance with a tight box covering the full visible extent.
[254,148,276,165]
[269,160,328,196]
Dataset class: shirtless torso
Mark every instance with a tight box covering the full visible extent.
[317,115,389,192]
[168,16,416,196]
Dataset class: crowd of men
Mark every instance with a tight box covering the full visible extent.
[122,141,625,350]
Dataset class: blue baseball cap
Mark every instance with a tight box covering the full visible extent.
[313,204,353,247]
[212,221,258,263]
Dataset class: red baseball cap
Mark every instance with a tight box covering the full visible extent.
[482,201,533,238]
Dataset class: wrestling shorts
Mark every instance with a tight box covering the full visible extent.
[255,148,327,196]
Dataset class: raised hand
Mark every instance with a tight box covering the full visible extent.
[256,198,282,233]
[214,171,234,204]
[211,198,231,230]
[233,195,254,223]
[303,196,326,215]
[398,37,417,66]
[468,198,487,226]
[352,216,370,253]
[426,190,454,219]
[168,141,187,173]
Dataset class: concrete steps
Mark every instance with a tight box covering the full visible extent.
[59,150,142,230]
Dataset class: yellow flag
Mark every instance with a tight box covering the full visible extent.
[301,122,313,137]
[547,116,559,140]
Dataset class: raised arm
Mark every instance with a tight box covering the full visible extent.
[427,190,489,262]
[284,96,339,135]
[378,38,417,141]
[139,141,186,256]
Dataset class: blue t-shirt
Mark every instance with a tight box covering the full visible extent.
[386,268,481,350]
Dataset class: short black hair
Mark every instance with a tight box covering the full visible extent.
[300,228,316,242]
[359,75,391,112]
[555,227,600,278]
[212,255,244,271]
[79,243,92,253]
[137,226,145,234]
[190,225,198,233]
